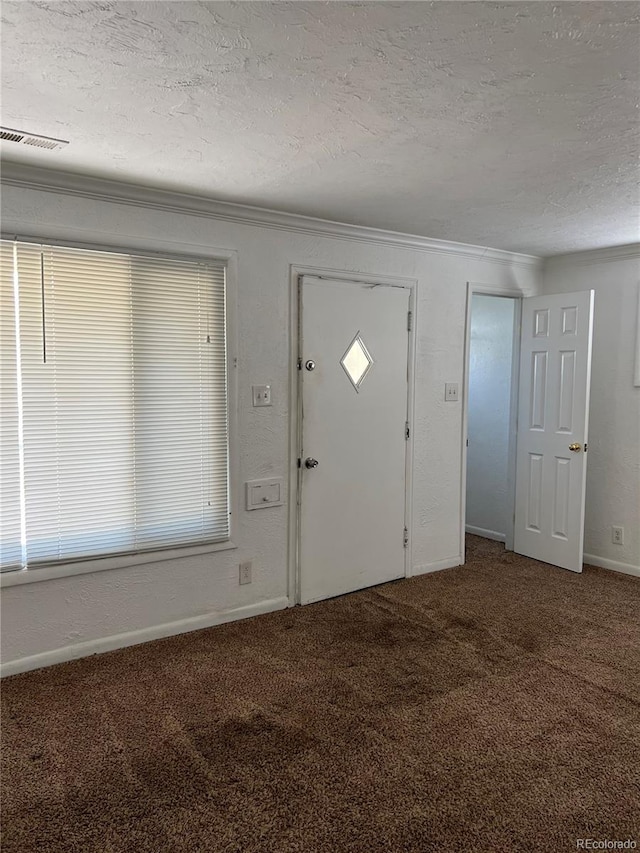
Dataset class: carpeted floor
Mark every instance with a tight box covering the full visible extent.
[2,535,639,853]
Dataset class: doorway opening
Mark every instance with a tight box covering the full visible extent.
[464,291,520,555]
[462,285,594,573]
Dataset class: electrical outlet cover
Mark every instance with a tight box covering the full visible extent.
[611,526,624,545]
[239,561,252,584]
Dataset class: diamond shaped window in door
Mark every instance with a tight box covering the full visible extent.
[340,332,373,392]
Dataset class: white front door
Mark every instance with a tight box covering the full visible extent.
[514,290,594,572]
[299,276,410,604]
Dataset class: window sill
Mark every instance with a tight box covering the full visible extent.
[0,540,238,588]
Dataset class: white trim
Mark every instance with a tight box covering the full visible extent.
[287,269,301,606]
[288,265,417,604]
[0,596,289,678]
[634,282,640,388]
[465,525,506,543]
[460,283,523,564]
[0,229,239,270]
[544,244,640,268]
[412,556,463,576]
[0,234,241,587]
[505,297,523,552]
[404,283,418,581]
[0,162,542,268]
[583,553,640,578]
[464,284,531,298]
[0,539,238,587]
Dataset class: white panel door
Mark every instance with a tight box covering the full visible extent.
[514,291,594,572]
[299,276,410,604]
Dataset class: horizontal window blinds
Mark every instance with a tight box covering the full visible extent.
[0,240,229,571]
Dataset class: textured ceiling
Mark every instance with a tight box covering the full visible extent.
[1,1,639,255]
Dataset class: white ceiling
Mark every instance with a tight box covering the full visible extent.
[1,1,638,256]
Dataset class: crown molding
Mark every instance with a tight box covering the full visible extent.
[0,161,542,269]
[544,243,640,268]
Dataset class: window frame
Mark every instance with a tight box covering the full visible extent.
[0,233,239,588]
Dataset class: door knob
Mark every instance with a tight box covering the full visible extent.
[569,443,582,453]
[304,457,319,469]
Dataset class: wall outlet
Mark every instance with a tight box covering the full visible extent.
[239,561,252,585]
[611,526,624,546]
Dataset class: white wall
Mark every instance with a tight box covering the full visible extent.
[0,173,541,673]
[544,248,640,574]
[466,295,515,540]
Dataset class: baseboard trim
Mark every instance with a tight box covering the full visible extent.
[465,525,506,543]
[583,554,640,578]
[0,596,289,678]
[412,555,463,577]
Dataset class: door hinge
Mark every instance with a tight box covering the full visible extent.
[407,311,412,332]
[405,422,410,440]
[403,527,409,548]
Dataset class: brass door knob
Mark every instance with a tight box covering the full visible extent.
[569,443,582,452]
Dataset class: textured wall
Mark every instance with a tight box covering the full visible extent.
[0,182,540,668]
[466,295,516,539]
[544,251,640,570]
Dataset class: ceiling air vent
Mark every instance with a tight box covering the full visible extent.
[0,127,69,151]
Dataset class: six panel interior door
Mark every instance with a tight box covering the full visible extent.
[514,290,594,572]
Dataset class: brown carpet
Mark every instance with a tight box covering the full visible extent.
[2,535,639,853]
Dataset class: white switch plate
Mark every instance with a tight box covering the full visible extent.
[252,385,272,407]
[445,382,459,402]
[246,478,284,510]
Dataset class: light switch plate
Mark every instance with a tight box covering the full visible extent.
[252,385,272,407]
[444,382,459,402]
[245,478,284,510]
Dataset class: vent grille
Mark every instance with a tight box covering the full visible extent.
[0,130,24,143]
[22,136,61,150]
[0,127,68,151]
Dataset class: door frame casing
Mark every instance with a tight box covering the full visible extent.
[288,265,418,606]
[460,282,523,564]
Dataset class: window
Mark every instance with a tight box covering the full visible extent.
[0,239,230,572]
